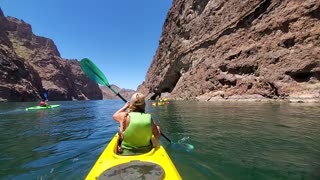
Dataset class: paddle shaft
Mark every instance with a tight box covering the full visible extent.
[43,91,48,100]
[107,85,127,102]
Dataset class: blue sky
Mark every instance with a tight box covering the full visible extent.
[1,0,172,90]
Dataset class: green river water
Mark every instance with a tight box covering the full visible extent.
[0,100,319,180]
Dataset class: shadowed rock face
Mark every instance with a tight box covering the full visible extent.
[0,9,42,101]
[0,7,102,101]
[138,0,320,102]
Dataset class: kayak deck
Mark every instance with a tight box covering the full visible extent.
[25,104,60,111]
[86,133,181,180]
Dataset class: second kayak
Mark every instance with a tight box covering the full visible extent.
[152,102,165,106]
[25,104,60,111]
[86,133,182,180]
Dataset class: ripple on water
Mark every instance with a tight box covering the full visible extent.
[1,101,320,179]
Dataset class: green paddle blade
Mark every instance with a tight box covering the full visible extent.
[171,142,194,152]
[80,58,109,86]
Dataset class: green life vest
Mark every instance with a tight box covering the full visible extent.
[121,112,152,154]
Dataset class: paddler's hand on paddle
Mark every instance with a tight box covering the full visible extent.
[112,102,130,123]
[125,102,130,107]
[122,102,130,110]
[119,102,130,112]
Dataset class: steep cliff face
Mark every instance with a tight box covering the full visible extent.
[0,9,43,101]
[61,59,103,100]
[138,0,320,102]
[0,8,102,101]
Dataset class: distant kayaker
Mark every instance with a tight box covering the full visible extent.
[159,97,164,104]
[113,92,161,155]
[39,99,48,107]
[155,95,160,101]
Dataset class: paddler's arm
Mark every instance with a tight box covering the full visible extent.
[112,102,130,123]
[151,119,161,139]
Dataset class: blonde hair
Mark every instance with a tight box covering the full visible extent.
[130,92,145,106]
[129,104,145,113]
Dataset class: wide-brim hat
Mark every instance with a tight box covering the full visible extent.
[130,92,145,106]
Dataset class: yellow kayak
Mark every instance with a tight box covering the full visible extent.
[158,101,164,106]
[152,102,165,106]
[86,133,182,180]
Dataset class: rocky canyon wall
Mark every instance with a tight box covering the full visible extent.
[138,0,320,102]
[0,7,102,101]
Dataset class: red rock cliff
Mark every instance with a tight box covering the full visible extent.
[138,0,320,102]
[0,8,102,101]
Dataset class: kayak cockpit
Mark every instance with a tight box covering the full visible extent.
[113,134,160,156]
[85,133,181,180]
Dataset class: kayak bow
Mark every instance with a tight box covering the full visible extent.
[86,133,182,180]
